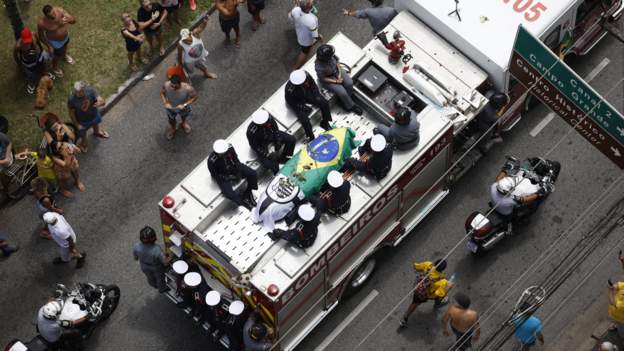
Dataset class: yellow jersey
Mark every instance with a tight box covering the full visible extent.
[414,261,449,299]
[609,282,624,323]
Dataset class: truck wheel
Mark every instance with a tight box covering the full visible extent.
[344,256,377,297]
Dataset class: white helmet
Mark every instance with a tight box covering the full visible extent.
[213,139,229,154]
[370,134,387,152]
[184,272,202,287]
[601,342,617,351]
[327,170,343,188]
[228,300,245,316]
[289,70,307,85]
[205,291,221,307]
[172,260,189,275]
[496,177,516,195]
[42,301,62,320]
[252,110,270,125]
[43,212,58,225]
[298,204,316,222]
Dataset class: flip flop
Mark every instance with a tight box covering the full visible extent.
[53,69,64,78]
[166,129,175,140]
[93,131,109,139]
[65,55,75,65]
[160,47,166,56]
[182,123,191,134]
[76,182,86,192]
[204,72,218,79]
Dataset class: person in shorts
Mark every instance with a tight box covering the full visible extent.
[216,0,242,47]
[289,0,322,69]
[247,0,266,31]
[14,27,51,94]
[177,17,217,79]
[514,315,545,350]
[67,81,108,152]
[37,5,76,78]
[121,13,148,71]
[43,212,86,268]
[138,0,168,57]
[161,0,182,26]
[160,75,198,140]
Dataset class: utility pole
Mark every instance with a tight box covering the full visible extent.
[3,0,24,40]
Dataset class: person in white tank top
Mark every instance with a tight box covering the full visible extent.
[177,16,217,79]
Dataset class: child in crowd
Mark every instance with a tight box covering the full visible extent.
[17,146,58,192]
[121,13,149,71]
[51,141,85,198]
[30,177,63,239]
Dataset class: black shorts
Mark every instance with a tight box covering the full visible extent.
[300,44,313,54]
[144,26,162,38]
[411,292,428,304]
[219,11,240,33]
[163,4,180,13]
[247,0,265,14]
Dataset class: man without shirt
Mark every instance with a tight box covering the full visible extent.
[216,0,244,47]
[442,293,480,351]
[37,4,76,78]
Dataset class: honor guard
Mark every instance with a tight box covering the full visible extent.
[319,170,351,215]
[246,110,296,174]
[207,139,258,210]
[268,201,324,249]
[284,69,333,141]
[342,134,393,180]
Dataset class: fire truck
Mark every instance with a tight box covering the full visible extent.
[158,1,622,349]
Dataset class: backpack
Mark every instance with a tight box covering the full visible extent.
[413,272,433,301]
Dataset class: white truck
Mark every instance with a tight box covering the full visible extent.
[158,1,622,349]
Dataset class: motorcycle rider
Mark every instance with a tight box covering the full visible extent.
[375,104,420,150]
[246,109,296,175]
[208,139,258,210]
[341,134,393,180]
[491,168,545,218]
[268,200,324,249]
[37,299,88,346]
[133,226,170,293]
[317,170,351,216]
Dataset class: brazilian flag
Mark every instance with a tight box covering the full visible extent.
[279,127,358,197]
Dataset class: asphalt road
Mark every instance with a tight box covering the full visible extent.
[1,1,623,351]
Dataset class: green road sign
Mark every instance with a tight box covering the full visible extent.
[510,26,624,169]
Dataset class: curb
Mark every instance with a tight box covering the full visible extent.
[101,5,217,115]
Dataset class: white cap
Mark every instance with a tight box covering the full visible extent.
[179,28,191,39]
[601,342,617,351]
[205,291,221,306]
[252,110,270,125]
[298,204,316,222]
[213,139,229,154]
[43,212,58,225]
[496,177,516,195]
[183,272,202,287]
[370,134,387,152]
[327,170,343,188]
[289,70,307,85]
[228,300,245,316]
[172,260,189,275]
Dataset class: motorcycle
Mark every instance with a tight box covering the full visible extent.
[465,156,561,255]
[5,282,120,351]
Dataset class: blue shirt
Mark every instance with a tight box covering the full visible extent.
[514,316,542,345]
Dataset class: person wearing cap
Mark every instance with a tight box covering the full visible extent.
[204,291,224,331]
[290,0,322,69]
[216,0,243,47]
[68,81,107,153]
[43,212,86,268]
[133,226,170,293]
[37,298,88,345]
[160,74,198,139]
[375,104,420,150]
[318,170,351,216]
[226,300,246,349]
[208,140,258,210]
[182,271,208,319]
[315,44,363,115]
[37,4,76,78]
[285,69,332,141]
[246,110,296,174]
[341,134,393,181]
[243,310,274,351]
[268,198,324,249]
[14,27,51,94]
[342,0,398,35]
[601,342,619,351]
[177,16,217,80]
[490,166,543,218]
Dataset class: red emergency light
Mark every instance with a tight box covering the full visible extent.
[162,195,175,208]
[267,284,279,297]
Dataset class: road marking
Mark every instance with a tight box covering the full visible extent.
[530,57,611,137]
[314,289,379,351]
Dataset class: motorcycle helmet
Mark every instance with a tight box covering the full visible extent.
[250,323,268,340]
[395,107,411,126]
[316,44,335,63]
[496,177,517,195]
[489,93,509,110]
[42,301,62,320]
[140,226,157,244]
[433,258,447,272]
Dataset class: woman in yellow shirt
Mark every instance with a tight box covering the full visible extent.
[16,147,57,190]
[400,259,454,328]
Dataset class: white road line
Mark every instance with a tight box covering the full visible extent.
[529,57,611,137]
[314,289,379,351]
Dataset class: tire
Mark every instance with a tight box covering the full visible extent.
[343,255,377,297]
[100,285,120,321]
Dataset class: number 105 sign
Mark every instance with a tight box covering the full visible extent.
[503,0,548,22]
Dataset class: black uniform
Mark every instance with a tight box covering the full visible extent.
[246,116,296,174]
[319,180,351,215]
[268,198,325,249]
[207,146,258,209]
[341,137,393,180]
[284,71,332,140]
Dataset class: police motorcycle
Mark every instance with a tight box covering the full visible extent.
[5,282,120,351]
[465,156,561,256]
